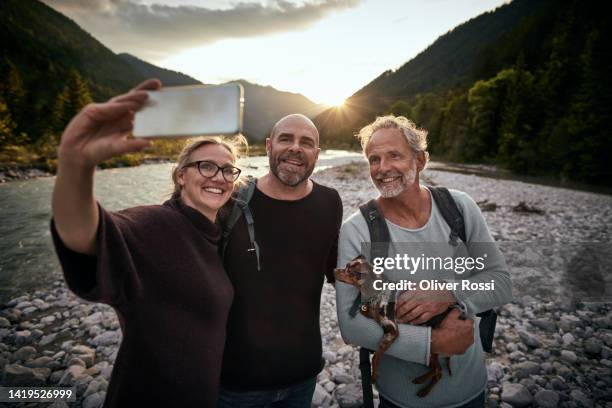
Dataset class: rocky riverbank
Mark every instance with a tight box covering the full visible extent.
[1,161,612,407]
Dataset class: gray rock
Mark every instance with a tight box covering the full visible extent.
[323,351,337,364]
[91,330,121,347]
[83,391,106,408]
[531,319,557,332]
[39,333,58,346]
[560,350,577,364]
[66,357,86,368]
[559,315,581,332]
[550,377,569,391]
[25,356,59,370]
[0,316,10,328]
[514,361,540,379]
[335,383,362,408]
[562,333,575,346]
[534,390,559,408]
[49,370,64,384]
[40,315,56,325]
[501,383,533,407]
[58,365,86,386]
[2,364,48,386]
[83,312,103,327]
[2,364,35,386]
[518,330,540,348]
[312,383,332,407]
[337,345,353,356]
[14,330,32,346]
[584,338,602,355]
[487,362,504,382]
[332,373,353,385]
[12,346,37,362]
[569,390,593,408]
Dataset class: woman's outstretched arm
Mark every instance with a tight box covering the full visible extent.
[52,79,161,255]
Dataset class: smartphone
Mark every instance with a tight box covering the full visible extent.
[133,83,243,138]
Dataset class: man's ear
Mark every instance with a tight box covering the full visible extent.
[415,151,426,172]
[265,137,271,156]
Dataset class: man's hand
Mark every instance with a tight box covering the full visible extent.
[58,78,161,169]
[395,288,455,325]
[431,309,474,355]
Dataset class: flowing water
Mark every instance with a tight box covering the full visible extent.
[0,150,364,303]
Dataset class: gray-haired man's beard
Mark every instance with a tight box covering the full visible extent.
[373,165,417,198]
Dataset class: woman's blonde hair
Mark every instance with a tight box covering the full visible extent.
[171,135,248,200]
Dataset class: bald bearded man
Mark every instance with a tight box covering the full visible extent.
[218,114,343,408]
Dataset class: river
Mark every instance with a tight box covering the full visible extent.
[0,150,364,303]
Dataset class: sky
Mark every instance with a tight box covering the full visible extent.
[43,0,509,106]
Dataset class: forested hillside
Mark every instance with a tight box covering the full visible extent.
[317,0,611,184]
[0,0,325,170]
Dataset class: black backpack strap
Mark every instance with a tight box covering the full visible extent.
[221,176,261,271]
[429,186,497,352]
[359,199,391,259]
[349,200,391,318]
[355,200,391,408]
[359,348,375,408]
[428,186,466,246]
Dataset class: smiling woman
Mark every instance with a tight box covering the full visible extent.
[49,79,247,407]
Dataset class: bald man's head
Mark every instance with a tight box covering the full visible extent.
[270,114,320,145]
[265,113,321,186]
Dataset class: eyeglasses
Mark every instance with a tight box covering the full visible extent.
[182,160,242,182]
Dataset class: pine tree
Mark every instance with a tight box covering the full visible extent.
[50,69,93,141]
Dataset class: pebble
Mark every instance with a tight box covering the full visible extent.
[335,383,362,408]
[518,330,541,348]
[501,383,533,407]
[560,350,578,364]
[534,389,559,408]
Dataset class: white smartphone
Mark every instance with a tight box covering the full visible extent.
[133,83,243,138]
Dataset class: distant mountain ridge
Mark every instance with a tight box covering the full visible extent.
[0,0,325,146]
[117,54,326,140]
[119,53,203,87]
[315,0,548,139]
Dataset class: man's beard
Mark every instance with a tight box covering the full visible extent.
[373,163,417,198]
[270,152,314,187]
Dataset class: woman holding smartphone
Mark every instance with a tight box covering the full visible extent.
[51,79,242,407]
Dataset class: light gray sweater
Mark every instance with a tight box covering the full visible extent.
[336,187,512,408]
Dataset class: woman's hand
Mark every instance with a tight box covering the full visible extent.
[58,79,161,169]
[52,79,161,255]
[395,288,456,325]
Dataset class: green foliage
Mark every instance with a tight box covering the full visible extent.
[50,70,93,139]
[320,0,611,185]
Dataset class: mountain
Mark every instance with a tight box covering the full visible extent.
[0,0,326,150]
[118,55,325,140]
[314,0,549,143]
[315,0,611,184]
[231,80,326,141]
[118,53,203,87]
[0,0,145,142]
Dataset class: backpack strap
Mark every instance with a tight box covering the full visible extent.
[428,186,466,246]
[359,199,391,259]
[428,186,497,351]
[221,176,261,271]
[348,200,391,318]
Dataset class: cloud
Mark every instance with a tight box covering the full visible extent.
[43,0,361,60]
